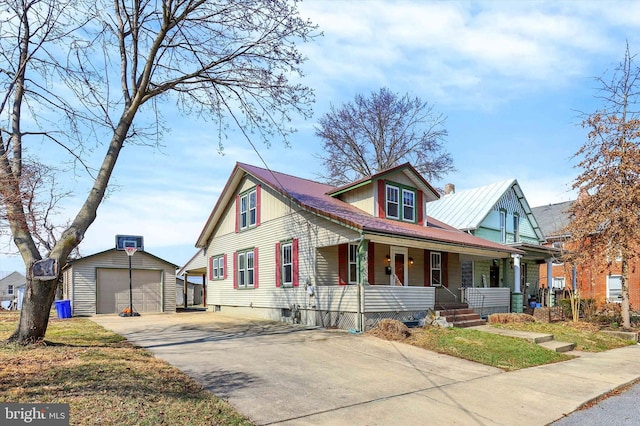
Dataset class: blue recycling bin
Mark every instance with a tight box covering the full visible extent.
[54,300,72,319]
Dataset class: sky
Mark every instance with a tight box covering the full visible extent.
[1,0,639,274]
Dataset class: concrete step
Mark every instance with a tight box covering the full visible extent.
[437,308,475,316]
[538,340,576,353]
[452,318,487,328]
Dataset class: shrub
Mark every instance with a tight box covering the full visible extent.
[557,298,597,320]
[488,313,536,324]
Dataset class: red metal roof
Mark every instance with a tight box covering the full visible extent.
[237,163,521,254]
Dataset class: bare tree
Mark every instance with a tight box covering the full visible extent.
[565,44,640,329]
[315,87,453,186]
[1,0,317,344]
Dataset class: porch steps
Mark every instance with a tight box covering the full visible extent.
[436,308,486,328]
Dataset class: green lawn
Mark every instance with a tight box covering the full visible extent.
[0,312,253,426]
[407,326,572,371]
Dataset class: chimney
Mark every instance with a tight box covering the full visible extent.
[444,183,455,195]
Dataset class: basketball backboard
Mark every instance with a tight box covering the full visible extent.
[115,235,144,251]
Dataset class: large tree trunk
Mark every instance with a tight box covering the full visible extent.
[621,258,631,329]
[7,265,59,344]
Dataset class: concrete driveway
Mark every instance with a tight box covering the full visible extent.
[91,312,502,425]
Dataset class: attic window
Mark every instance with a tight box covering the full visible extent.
[386,185,399,219]
[385,183,416,223]
[240,189,257,230]
[7,285,13,295]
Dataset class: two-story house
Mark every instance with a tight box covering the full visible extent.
[427,180,559,311]
[180,163,524,330]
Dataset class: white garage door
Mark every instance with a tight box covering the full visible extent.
[97,269,162,314]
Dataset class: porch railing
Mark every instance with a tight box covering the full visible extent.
[460,287,510,317]
[308,285,436,331]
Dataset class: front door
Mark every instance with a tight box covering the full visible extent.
[390,246,408,286]
[489,265,499,288]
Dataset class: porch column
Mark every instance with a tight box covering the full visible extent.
[356,238,368,332]
[572,266,577,292]
[546,258,553,307]
[511,254,523,313]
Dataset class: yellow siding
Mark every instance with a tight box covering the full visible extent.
[339,184,374,214]
[384,171,415,188]
[205,182,360,309]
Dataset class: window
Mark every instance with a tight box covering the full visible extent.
[431,252,442,286]
[385,183,416,222]
[7,285,13,295]
[276,239,298,287]
[238,188,259,230]
[552,277,565,289]
[499,210,506,243]
[607,275,622,302]
[402,189,415,222]
[210,255,225,280]
[386,185,399,219]
[513,214,520,242]
[282,242,293,286]
[348,243,358,284]
[236,249,256,289]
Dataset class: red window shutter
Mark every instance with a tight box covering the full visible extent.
[235,195,240,233]
[223,254,227,280]
[377,180,386,218]
[209,256,214,280]
[424,249,430,286]
[417,191,424,226]
[338,244,347,285]
[293,238,299,287]
[253,247,259,288]
[275,242,281,287]
[442,252,449,288]
[233,252,238,289]
[368,241,375,285]
[256,185,261,226]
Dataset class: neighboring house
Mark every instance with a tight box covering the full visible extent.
[181,162,524,331]
[62,249,177,316]
[176,276,203,307]
[427,180,559,310]
[0,271,26,306]
[532,201,640,309]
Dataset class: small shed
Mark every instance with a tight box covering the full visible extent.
[62,248,177,316]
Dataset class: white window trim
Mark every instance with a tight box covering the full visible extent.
[237,250,255,288]
[606,275,622,303]
[499,210,506,243]
[402,189,415,222]
[386,185,399,219]
[431,252,442,286]
[348,243,358,284]
[552,277,565,289]
[513,214,520,242]
[240,189,257,230]
[212,255,224,280]
[281,242,293,287]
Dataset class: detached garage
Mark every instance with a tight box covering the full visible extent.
[62,248,177,316]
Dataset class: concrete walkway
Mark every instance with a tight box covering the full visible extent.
[91,312,640,425]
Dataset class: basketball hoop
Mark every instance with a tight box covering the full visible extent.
[124,246,137,257]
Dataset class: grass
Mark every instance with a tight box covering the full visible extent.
[406,326,572,371]
[493,321,637,352]
[371,317,636,371]
[0,312,253,426]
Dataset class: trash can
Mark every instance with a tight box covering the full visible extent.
[54,300,72,319]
